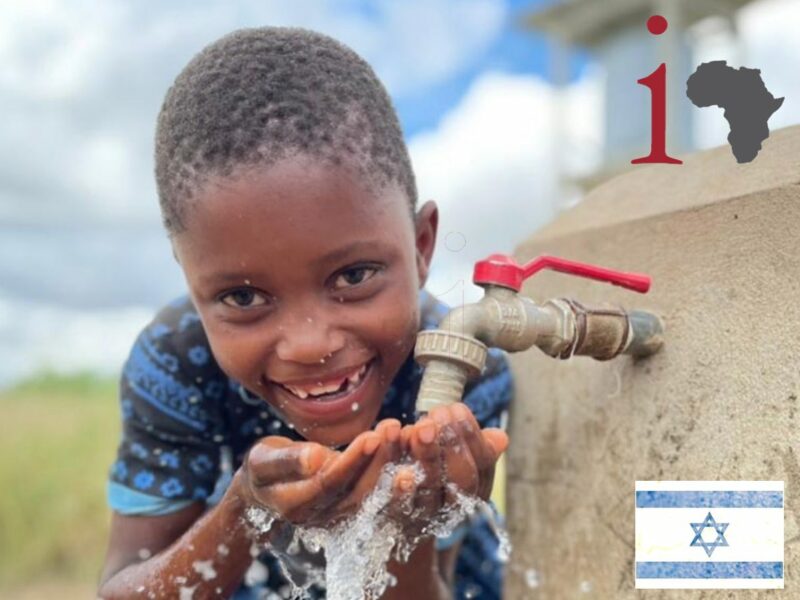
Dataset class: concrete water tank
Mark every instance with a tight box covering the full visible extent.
[504,125,800,598]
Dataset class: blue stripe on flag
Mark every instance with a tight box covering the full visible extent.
[636,562,783,579]
[636,491,783,508]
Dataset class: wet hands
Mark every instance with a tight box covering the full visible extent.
[237,404,508,534]
[237,425,396,527]
[386,403,508,537]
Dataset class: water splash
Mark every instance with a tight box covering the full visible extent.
[246,506,277,536]
[475,502,511,563]
[242,461,508,600]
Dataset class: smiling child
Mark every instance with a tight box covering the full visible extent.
[98,27,512,599]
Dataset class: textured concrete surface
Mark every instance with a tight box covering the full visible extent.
[504,125,800,598]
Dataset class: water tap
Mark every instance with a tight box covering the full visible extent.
[414,254,664,412]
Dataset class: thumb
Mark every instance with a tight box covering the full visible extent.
[481,428,509,458]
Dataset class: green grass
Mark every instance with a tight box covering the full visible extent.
[0,370,120,593]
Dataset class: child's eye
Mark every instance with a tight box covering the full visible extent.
[332,266,380,290]
[219,288,268,309]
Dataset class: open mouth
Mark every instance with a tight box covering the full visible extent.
[269,359,375,404]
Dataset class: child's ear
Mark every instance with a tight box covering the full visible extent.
[170,240,181,265]
[414,200,438,288]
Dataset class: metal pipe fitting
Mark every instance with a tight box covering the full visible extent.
[415,288,664,412]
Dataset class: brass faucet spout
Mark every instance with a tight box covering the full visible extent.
[414,287,663,412]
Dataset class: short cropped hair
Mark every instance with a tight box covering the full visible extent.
[155,27,417,234]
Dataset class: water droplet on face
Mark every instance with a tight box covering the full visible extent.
[351,402,359,412]
[244,279,251,285]
[137,547,152,560]
[320,358,326,364]
[306,317,313,323]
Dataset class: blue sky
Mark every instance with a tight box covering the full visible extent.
[391,0,558,136]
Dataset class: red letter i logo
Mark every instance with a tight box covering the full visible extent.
[631,15,682,165]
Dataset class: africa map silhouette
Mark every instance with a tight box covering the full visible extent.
[686,61,784,163]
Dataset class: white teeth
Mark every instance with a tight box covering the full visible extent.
[291,387,309,399]
[347,363,369,385]
[280,362,370,400]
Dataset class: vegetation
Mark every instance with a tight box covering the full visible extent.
[0,371,120,596]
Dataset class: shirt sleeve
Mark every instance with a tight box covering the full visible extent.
[107,298,228,516]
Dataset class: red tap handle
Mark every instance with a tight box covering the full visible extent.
[473,253,651,293]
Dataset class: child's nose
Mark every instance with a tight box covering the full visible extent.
[274,313,347,364]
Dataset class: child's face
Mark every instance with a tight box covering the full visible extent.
[172,155,437,448]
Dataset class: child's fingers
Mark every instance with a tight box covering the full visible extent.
[432,406,480,498]
[385,466,417,523]
[451,403,498,500]
[400,424,414,455]
[246,438,329,487]
[331,419,404,516]
[409,416,443,519]
[481,428,510,458]
[269,431,381,520]
[371,418,403,466]
[313,430,382,501]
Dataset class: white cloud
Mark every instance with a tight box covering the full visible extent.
[347,0,506,95]
[410,70,602,304]
[0,0,507,225]
[0,293,152,386]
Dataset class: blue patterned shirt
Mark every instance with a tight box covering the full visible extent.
[107,289,513,599]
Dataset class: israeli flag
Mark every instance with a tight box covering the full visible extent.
[635,481,783,589]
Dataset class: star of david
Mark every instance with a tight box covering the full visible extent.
[689,512,729,557]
